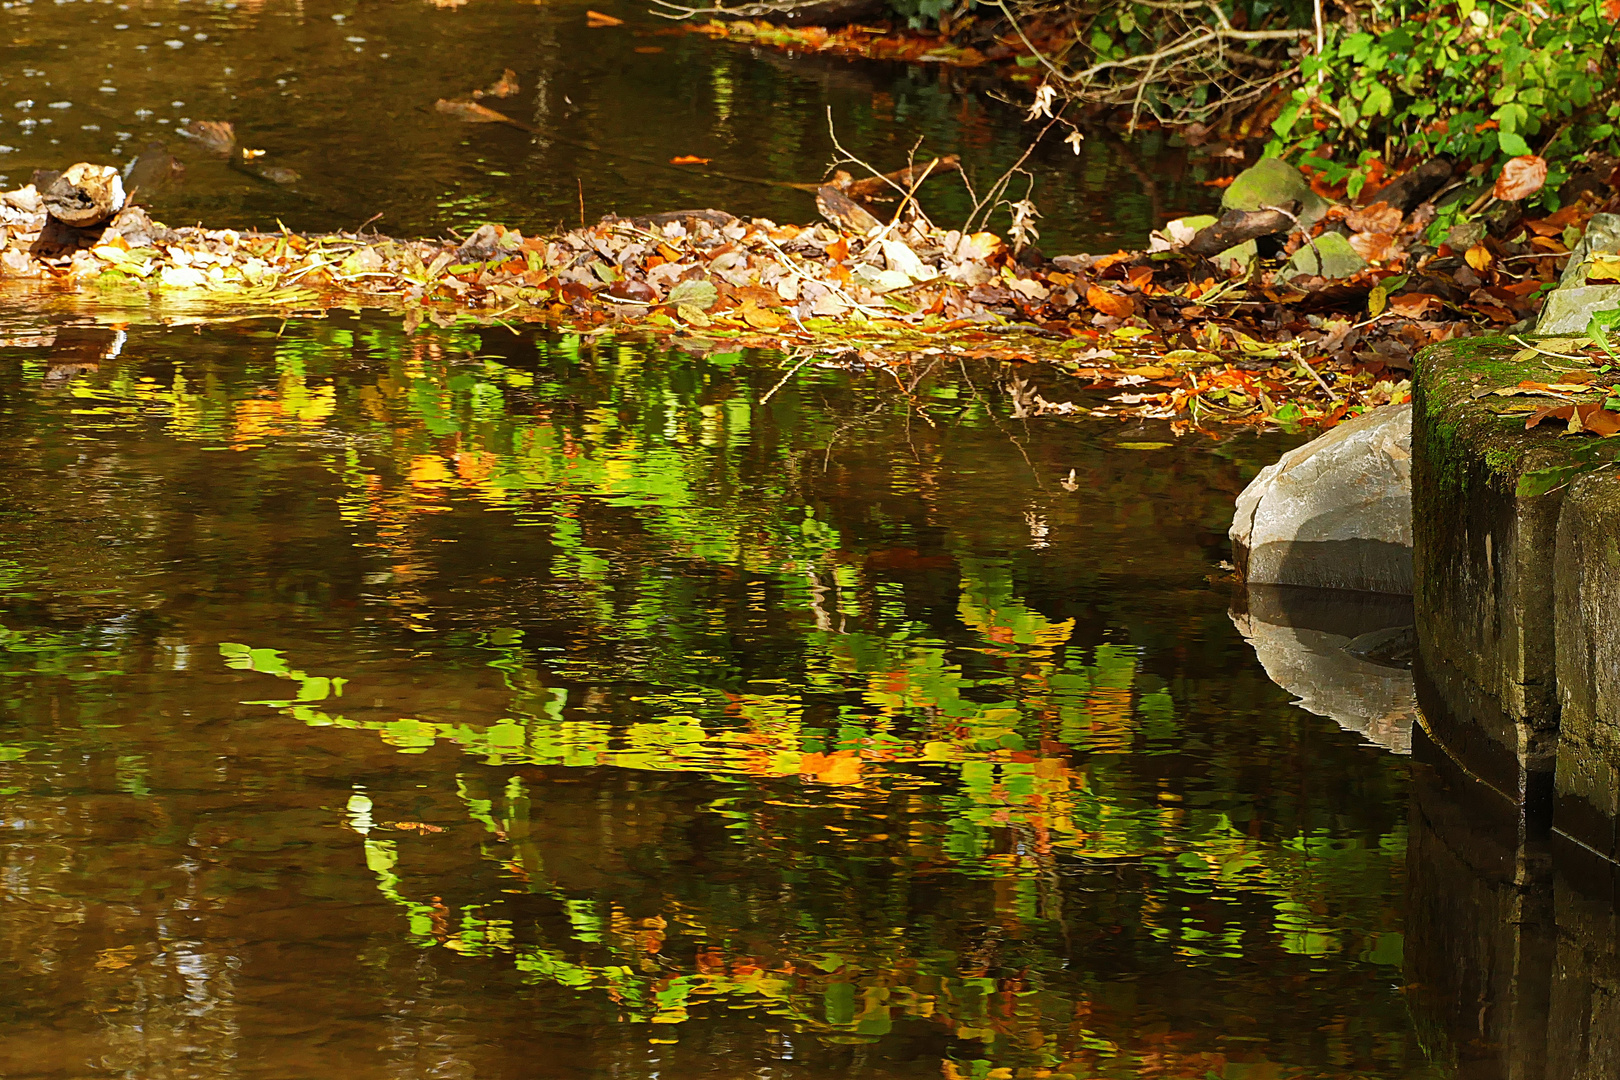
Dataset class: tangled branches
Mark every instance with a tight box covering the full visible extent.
[994,0,1309,130]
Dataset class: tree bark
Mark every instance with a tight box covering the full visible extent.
[815,186,882,233]
[1185,203,1298,256]
[1375,156,1453,214]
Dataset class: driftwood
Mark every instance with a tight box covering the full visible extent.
[835,155,962,202]
[652,0,888,26]
[1186,202,1299,256]
[1375,156,1453,214]
[815,186,882,232]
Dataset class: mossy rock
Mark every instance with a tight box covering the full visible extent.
[1282,232,1366,281]
[1222,158,1329,227]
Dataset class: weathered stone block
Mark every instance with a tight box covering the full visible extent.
[1413,337,1571,789]
[1553,470,1620,858]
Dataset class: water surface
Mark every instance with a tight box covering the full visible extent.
[0,316,1435,1078]
[0,0,1218,251]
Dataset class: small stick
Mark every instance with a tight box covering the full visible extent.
[761,353,816,404]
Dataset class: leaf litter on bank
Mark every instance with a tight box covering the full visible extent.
[6,134,1619,433]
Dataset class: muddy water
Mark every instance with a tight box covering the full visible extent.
[0,0,1216,251]
[0,315,1440,1079]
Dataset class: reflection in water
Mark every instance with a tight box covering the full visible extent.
[0,315,1428,1077]
[1232,586,1417,756]
[1404,725,1620,1080]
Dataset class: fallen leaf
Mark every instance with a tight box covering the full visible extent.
[1349,231,1400,263]
[1388,292,1441,318]
[472,69,520,99]
[586,10,625,25]
[1345,201,1402,234]
[1578,402,1620,436]
[670,155,712,165]
[1587,254,1620,283]
[1494,155,1548,201]
[1465,243,1493,272]
[739,301,786,330]
[1086,285,1135,318]
[634,45,665,53]
[435,98,515,124]
[665,278,718,309]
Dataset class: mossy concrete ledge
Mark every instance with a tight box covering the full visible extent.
[1414,335,1620,857]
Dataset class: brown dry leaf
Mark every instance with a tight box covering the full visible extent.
[1526,403,1574,429]
[1388,292,1442,318]
[1578,403,1620,436]
[388,821,446,833]
[1345,201,1402,234]
[1349,232,1400,263]
[435,99,514,124]
[1464,243,1493,272]
[1125,265,1153,289]
[1494,155,1548,201]
[473,69,520,100]
[586,10,625,26]
[739,301,786,330]
[1086,285,1135,318]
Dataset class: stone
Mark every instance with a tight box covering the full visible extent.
[1213,239,1257,275]
[1552,468,1620,858]
[1535,284,1620,334]
[1534,213,1620,333]
[1232,585,1416,754]
[1221,157,1329,227]
[1231,402,1413,594]
[1281,231,1368,281]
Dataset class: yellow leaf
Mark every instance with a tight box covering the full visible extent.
[1465,243,1493,272]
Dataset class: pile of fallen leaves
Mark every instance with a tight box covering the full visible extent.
[3,144,1617,432]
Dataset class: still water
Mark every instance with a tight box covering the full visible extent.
[1,314,1426,1079]
[2,0,1610,1077]
[0,0,1216,251]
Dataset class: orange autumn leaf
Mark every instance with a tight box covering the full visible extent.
[669,154,711,165]
[586,10,625,26]
[1464,243,1493,271]
[1345,201,1402,234]
[739,301,786,330]
[1086,285,1135,318]
[1494,155,1548,201]
[1388,292,1442,318]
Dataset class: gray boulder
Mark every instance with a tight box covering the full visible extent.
[1222,157,1330,227]
[1536,212,1620,334]
[1231,402,1413,594]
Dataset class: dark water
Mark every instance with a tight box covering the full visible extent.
[0,315,1438,1078]
[0,0,1218,251]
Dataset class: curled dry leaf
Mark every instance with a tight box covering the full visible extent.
[586,10,625,26]
[670,155,712,165]
[1344,201,1402,234]
[1494,155,1548,201]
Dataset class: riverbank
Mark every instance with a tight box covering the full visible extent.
[0,161,1520,432]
